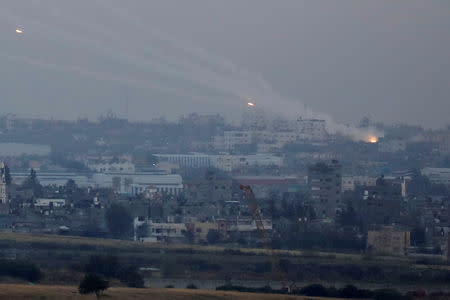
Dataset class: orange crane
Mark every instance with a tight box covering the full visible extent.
[239,185,297,292]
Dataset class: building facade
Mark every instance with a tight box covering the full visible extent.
[367,226,410,256]
[308,160,342,219]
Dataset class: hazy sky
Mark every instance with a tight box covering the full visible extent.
[1,1,449,128]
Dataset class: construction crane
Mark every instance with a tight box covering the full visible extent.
[239,185,297,292]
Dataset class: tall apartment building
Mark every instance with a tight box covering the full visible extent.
[0,162,7,204]
[307,160,342,219]
[296,118,328,141]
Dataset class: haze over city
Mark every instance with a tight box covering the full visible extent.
[1,0,449,128]
[1,2,450,300]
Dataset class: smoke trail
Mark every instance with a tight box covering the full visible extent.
[101,2,382,140]
[2,1,382,140]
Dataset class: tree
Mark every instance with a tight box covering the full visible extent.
[21,168,42,197]
[105,203,133,238]
[65,179,78,195]
[206,229,221,245]
[78,273,109,299]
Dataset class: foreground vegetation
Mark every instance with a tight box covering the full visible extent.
[0,232,449,288]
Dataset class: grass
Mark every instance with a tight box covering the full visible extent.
[0,231,388,261]
[0,284,340,300]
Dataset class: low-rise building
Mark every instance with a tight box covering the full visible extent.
[146,221,187,242]
[367,226,410,256]
[87,161,136,173]
[154,153,212,169]
[35,198,66,208]
[421,168,450,186]
[92,173,183,195]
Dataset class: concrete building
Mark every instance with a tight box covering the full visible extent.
[87,161,135,173]
[213,131,253,151]
[212,154,283,172]
[35,198,66,208]
[5,113,16,131]
[0,162,7,204]
[358,177,403,226]
[11,172,90,187]
[378,139,406,153]
[307,160,342,219]
[367,226,410,256]
[92,173,183,195]
[154,154,212,169]
[147,220,187,242]
[421,168,450,185]
[341,176,355,192]
[295,118,328,141]
[183,171,232,206]
[233,175,302,198]
[353,176,378,187]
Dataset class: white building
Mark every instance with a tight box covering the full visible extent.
[147,221,187,242]
[92,173,183,195]
[154,153,212,168]
[212,154,283,172]
[35,198,66,207]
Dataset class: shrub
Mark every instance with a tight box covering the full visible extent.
[186,283,197,289]
[78,273,109,299]
[0,259,42,282]
[299,284,330,297]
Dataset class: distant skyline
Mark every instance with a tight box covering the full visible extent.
[1,1,449,128]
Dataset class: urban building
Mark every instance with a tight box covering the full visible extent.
[308,160,342,219]
[146,220,187,242]
[87,161,136,173]
[35,198,66,208]
[212,154,283,172]
[295,118,328,141]
[341,176,355,192]
[367,226,410,256]
[0,162,7,204]
[213,131,253,151]
[92,173,183,195]
[421,168,450,185]
[154,153,212,169]
[378,139,406,153]
[357,177,403,226]
[233,175,302,198]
